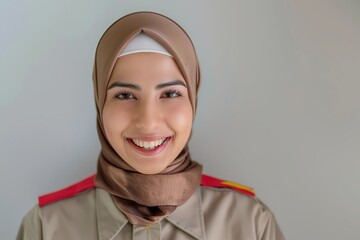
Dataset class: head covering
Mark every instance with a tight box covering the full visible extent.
[93,11,202,226]
[117,32,173,57]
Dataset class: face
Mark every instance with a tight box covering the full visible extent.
[102,52,193,174]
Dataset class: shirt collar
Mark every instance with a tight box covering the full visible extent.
[96,188,128,240]
[166,187,206,240]
[96,187,206,240]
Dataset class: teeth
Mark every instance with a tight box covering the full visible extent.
[131,138,166,150]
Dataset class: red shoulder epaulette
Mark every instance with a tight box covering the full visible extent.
[201,174,255,197]
[38,174,96,206]
[38,173,255,206]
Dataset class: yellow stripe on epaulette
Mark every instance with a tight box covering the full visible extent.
[201,174,255,197]
[221,181,255,195]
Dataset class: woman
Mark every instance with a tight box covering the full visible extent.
[17,12,284,239]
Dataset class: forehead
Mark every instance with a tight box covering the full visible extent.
[108,52,185,84]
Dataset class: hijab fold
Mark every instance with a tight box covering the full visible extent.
[93,12,202,225]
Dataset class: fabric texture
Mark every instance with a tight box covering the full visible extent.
[16,187,285,240]
[92,11,202,225]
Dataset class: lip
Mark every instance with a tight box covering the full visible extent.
[127,137,171,156]
[129,135,170,141]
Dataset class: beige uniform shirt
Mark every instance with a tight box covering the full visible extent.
[17,187,284,240]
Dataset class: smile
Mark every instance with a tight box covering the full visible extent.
[131,138,167,150]
[127,137,171,156]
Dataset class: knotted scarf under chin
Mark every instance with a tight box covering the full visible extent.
[94,123,202,225]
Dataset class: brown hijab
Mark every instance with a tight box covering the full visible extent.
[93,12,202,225]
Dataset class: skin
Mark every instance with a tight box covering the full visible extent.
[102,52,193,174]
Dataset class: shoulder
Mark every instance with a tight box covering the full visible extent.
[35,175,98,229]
[17,175,97,239]
[38,187,97,232]
[38,174,96,207]
[18,183,98,239]
[201,174,255,197]
[200,174,267,222]
[199,175,284,239]
[37,175,98,224]
[17,205,42,240]
[20,204,42,227]
[200,184,268,215]
[199,174,269,214]
[200,175,268,219]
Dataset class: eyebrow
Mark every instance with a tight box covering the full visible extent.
[155,80,187,89]
[107,82,140,90]
[107,79,187,90]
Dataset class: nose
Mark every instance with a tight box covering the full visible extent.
[133,99,161,132]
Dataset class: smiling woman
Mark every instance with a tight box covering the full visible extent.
[16,12,284,240]
[103,52,193,175]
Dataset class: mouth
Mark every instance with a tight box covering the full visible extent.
[127,137,171,155]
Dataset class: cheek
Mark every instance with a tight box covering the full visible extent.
[166,102,193,135]
[102,104,128,139]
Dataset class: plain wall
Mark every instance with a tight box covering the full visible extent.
[1,0,359,239]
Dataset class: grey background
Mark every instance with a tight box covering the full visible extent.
[1,0,359,239]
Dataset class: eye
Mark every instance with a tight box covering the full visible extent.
[115,91,136,100]
[161,90,182,98]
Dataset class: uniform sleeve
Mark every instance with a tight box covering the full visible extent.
[16,205,43,240]
[258,210,285,240]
